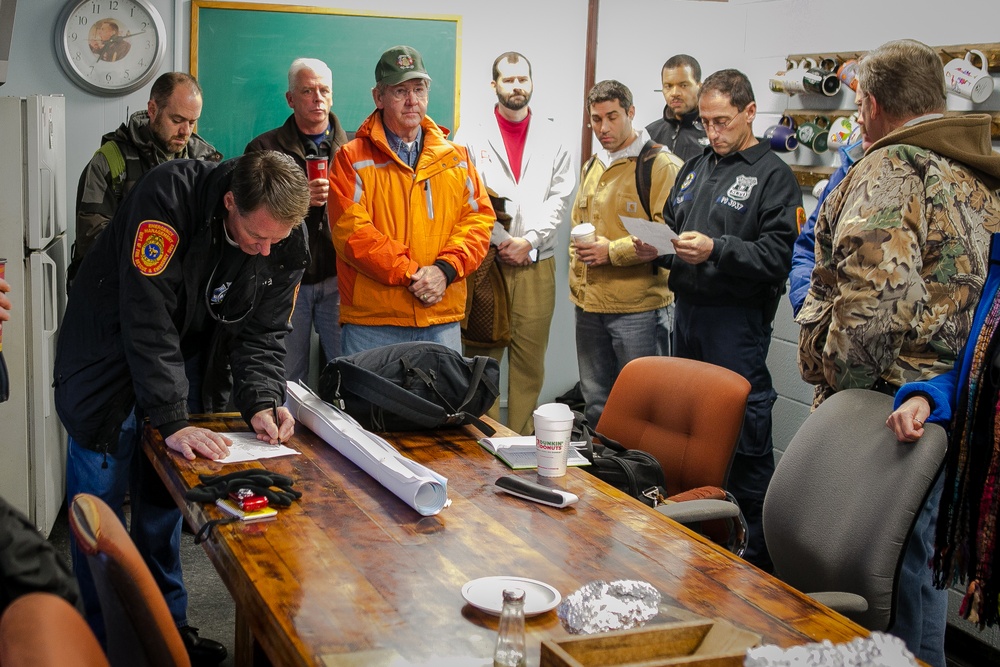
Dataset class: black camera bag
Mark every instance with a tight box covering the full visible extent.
[319,342,500,435]
[573,411,666,507]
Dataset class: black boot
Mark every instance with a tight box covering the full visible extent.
[178,625,227,666]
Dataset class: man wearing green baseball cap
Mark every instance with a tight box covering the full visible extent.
[328,45,493,355]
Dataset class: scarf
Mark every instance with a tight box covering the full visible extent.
[936,286,1000,627]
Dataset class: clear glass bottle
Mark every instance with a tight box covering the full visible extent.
[493,587,527,667]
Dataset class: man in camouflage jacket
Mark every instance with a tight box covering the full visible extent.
[796,39,1000,667]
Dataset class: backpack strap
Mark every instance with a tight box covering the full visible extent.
[634,139,662,220]
[333,359,497,436]
[96,141,127,198]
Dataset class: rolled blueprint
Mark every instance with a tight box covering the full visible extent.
[285,381,450,516]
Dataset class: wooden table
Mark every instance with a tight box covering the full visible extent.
[143,414,868,667]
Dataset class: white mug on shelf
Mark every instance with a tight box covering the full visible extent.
[944,50,994,104]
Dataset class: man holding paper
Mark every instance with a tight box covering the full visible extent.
[636,69,801,572]
[570,79,683,427]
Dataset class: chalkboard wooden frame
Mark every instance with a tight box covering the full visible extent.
[190,1,461,159]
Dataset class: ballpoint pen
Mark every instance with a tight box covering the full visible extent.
[272,400,282,445]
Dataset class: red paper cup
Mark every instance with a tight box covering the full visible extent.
[306,157,327,181]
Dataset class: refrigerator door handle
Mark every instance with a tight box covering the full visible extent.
[40,164,55,247]
[40,251,57,418]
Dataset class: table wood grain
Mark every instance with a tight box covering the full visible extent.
[142,414,867,667]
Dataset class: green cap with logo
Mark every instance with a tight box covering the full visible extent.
[375,45,432,87]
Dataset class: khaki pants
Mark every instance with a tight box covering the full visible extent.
[465,257,556,435]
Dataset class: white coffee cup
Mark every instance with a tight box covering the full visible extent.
[944,50,994,104]
[533,403,574,478]
[571,223,596,245]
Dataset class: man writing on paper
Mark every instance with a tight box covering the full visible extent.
[54,151,309,663]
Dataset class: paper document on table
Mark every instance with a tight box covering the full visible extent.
[285,381,450,516]
[620,215,678,255]
[217,431,300,464]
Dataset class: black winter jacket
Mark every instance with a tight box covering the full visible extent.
[54,158,308,453]
[245,112,348,284]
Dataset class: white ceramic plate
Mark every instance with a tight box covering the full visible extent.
[461,576,561,616]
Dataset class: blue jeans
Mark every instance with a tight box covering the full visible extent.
[341,322,462,356]
[673,300,777,571]
[890,473,946,667]
[574,307,660,427]
[67,412,187,644]
[284,276,341,383]
[655,302,675,357]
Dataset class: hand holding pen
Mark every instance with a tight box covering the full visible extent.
[251,401,295,445]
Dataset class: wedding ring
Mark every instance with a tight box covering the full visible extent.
[421,294,431,301]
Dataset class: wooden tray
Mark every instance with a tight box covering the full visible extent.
[540,619,761,667]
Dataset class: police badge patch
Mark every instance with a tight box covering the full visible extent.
[132,220,179,276]
[727,175,758,201]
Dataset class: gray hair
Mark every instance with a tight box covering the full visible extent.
[856,39,946,119]
[287,58,332,92]
[231,151,309,227]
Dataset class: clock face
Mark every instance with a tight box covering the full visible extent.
[54,0,166,96]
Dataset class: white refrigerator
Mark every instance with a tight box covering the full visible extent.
[0,95,67,536]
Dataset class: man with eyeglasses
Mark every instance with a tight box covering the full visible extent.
[637,69,802,573]
[54,151,310,665]
[329,45,493,355]
[571,80,683,428]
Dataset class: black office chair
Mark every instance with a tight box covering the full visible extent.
[762,388,948,630]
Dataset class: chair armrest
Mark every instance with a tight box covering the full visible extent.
[656,498,741,523]
[667,485,727,503]
[807,591,869,613]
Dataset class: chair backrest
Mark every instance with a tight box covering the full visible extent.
[0,592,109,667]
[68,494,191,667]
[595,356,751,496]
[763,388,948,631]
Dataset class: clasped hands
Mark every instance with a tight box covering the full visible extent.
[409,264,447,306]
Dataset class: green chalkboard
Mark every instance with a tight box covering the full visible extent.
[191,1,460,159]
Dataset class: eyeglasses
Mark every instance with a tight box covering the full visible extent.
[387,84,429,102]
[699,108,745,132]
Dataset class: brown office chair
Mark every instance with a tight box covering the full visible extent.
[595,356,751,552]
[68,494,191,667]
[0,592,109,667]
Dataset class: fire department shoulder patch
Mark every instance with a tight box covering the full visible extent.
[132,220,179,276]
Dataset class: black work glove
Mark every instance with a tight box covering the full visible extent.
[185,469,302,507]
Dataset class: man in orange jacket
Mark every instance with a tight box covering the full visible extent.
[329,45,494,355]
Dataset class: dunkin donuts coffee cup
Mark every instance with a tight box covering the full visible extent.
[534,403,575,477]
[571,223,596,245]
[306,156,328,181]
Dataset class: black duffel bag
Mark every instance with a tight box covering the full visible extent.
[573,411,666,507]
[318,342,500,435]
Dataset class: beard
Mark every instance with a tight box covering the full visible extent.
[498,89,531,111]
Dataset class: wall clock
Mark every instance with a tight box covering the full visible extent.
[54,0,166,96]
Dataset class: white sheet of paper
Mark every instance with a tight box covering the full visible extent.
[216,431,300,464]
[620,215,679,255]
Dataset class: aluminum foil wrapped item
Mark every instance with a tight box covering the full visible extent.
[557,579,660,634]
[743,632,917,667]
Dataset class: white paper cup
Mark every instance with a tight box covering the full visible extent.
[534,403,574,477]
[571,223,596,245]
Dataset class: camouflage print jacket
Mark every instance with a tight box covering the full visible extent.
[797,114,1000,407]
